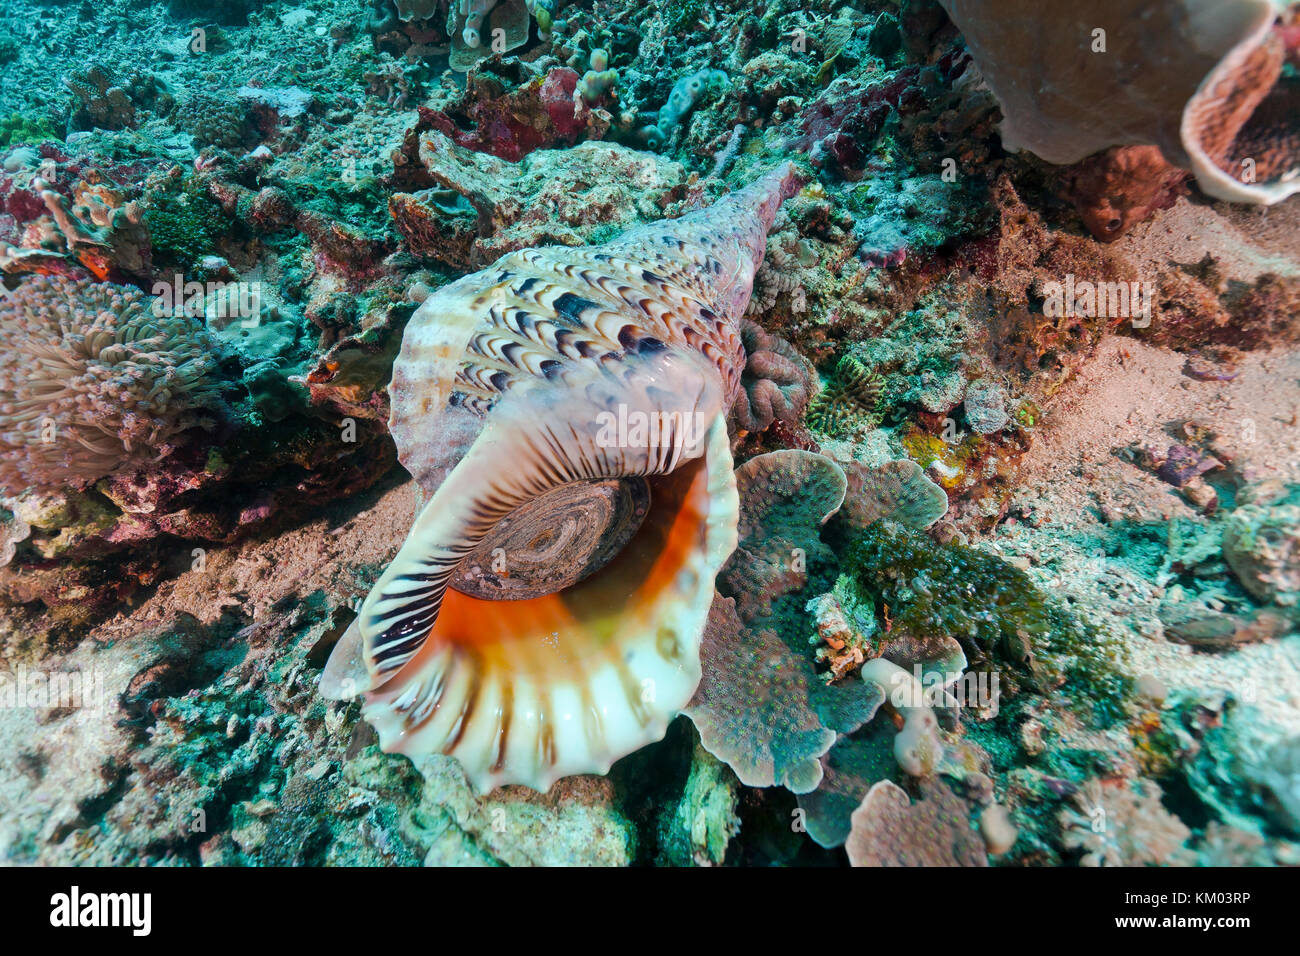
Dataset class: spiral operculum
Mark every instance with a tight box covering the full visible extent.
[450,477,652,600]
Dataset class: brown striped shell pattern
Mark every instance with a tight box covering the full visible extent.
[320,163,803,792]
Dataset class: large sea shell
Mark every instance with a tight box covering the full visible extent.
[321,163,802,791]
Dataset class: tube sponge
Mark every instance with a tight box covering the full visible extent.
[860,657,945,776]
[641,68,728,151]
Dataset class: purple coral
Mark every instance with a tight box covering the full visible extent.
[0,275,225,494]
[845,779,988,867]
[730,320,817,436]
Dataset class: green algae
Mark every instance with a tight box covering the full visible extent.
[143,176,230,270]
[0,112,60,147]
[843,524,1134,725]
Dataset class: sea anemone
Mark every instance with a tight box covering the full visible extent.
[0,275,225,495]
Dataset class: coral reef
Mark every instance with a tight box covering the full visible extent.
[686,450,886,793]
[843,522,1134,718]
[0,0,1295,871]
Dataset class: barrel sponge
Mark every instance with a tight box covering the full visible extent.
[939,0,1300,204]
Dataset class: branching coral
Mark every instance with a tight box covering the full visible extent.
[1,156,158,283]
[0,275,225,494]
[26,176,152,281]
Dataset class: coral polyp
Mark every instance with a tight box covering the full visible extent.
[805,353,885,436]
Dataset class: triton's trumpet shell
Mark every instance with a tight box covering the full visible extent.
[321,163,802,791]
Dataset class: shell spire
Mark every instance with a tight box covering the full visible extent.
[321,161,803,791]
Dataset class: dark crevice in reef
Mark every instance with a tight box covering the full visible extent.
[120,616,250,725]
[608,716,698,866]
[50,761,134,845]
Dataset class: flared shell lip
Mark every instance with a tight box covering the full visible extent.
[367,413,739,793]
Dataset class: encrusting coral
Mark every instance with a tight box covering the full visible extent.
[846,778,988,867]
[0,275,225,495]
[686,449,887,793]
[686,447,967,819]
[837,458,950,533]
